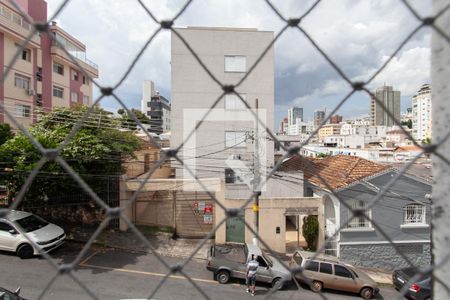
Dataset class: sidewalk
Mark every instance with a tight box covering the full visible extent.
[66,226,212,260]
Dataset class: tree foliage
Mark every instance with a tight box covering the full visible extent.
[401,119,412,129]
[117,108,151,130]
[302,215,319,251]
[0,106,141,205]
[0,123,14,146]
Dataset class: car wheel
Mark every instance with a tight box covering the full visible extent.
[17,243,34,259]
[216,270,230,284]
[360,287,374,300]
[311,281,323,292]
[272,278,283,290]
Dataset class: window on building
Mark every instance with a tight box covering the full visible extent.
[15,104,31,118]
[82,76,86,84]
[53,86,64,98]
[319,262,333,274]
[224,55,246,72]
[53,62,64,75]
[83,95,89,105]
[14,73,30,90]
[404,204,425,224]
[16,45,31,62]
[334,265,353,278]
[225,168,236,184]
[347,200,371,228]
[71,70,78,81]
[225,131,246,148]
[71,92,78,103]
[36,94,43,107]
[225,94,246,110]
[36,67,42,82]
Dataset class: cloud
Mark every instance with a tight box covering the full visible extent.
[45,0,432,126]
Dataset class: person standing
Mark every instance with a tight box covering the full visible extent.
[246,254,259,296]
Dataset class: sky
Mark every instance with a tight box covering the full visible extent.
[46,0,433,128]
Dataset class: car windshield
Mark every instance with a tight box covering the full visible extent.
[15,214,49,233]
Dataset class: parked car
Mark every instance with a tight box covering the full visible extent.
[392,267,431,300]
[0,210,65,259]
[290,250,379,299]
[207,243,292,290]
[0,286,27,300]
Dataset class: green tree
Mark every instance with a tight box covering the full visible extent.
[317,152,330,158]
[0,106,141,205]
[0,123,14,146]
[118,108,151,130]
[401,119,412,129]
[302,215,319,251]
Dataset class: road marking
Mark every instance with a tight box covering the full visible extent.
[80,250,99,265]
[79,262,240,286]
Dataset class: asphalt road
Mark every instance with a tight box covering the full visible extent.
[0,242,403,300]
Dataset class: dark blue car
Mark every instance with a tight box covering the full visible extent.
[392,268,431,300]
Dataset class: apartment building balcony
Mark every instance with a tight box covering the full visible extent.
[50,45,99,78]
[0,3,40,47]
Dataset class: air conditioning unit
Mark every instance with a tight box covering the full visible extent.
[27,89,35,96]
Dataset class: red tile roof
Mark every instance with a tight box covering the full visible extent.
[280,155,390,191]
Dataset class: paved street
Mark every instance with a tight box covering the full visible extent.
[0,242,402,300]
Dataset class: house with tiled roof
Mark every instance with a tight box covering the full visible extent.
[281,155,432,270]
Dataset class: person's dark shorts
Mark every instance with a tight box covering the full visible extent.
[246,275,256,285]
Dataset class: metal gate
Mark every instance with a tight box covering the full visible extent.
[226,212,245,243]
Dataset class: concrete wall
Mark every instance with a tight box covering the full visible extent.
[215,196,324,254]
[120,178,223,238]
[340,243,430,270]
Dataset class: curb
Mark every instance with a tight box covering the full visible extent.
[65,238,209,261]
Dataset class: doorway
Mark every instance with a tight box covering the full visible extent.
[285,215,306,253]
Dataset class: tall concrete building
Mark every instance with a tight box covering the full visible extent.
[287,106,303,125]
[0,0,98,130]
[412,84,431,141]
[171,27,274,187]
[140,80,170,134]
[370,85,400,126]
[314,110,326,128]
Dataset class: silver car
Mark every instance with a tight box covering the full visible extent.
[0,210,65,258]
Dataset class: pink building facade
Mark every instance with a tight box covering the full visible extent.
[0,0,98,129]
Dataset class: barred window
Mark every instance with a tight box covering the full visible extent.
[347,200,371,228]
[404,204,425,224]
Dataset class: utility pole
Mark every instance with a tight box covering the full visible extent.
[253,98,261,246]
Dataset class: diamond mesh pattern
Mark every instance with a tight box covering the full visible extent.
[1,0,449,299]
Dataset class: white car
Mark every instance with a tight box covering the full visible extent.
[0,210,65,259]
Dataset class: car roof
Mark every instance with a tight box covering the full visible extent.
[295,250,341,263]
[1,210,32,222]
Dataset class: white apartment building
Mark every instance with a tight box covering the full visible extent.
[412,84,431,141]
[171,27,280,197]
[287,120,314,136]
